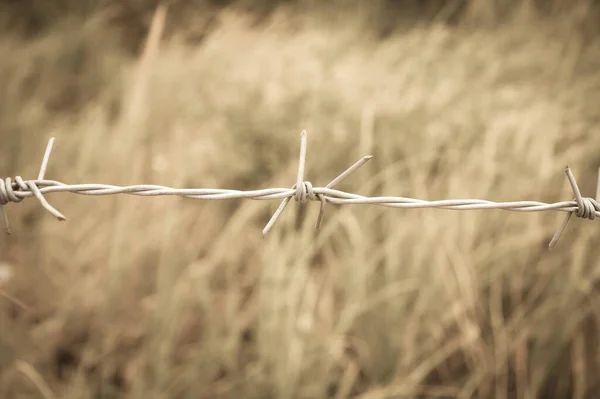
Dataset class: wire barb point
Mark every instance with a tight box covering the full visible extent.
[0,137,66,235]
[262,131,372,237]
[549,166,600,250]
[596,167,600,203]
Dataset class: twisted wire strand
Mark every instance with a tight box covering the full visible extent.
[1,133,599,250]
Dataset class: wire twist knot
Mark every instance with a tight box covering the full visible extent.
[548,166,600,249]
[573,197,600,220]
[293,181,321,204]
[0,178,26,206]
[0,138,66,235]
[261,130,372,236]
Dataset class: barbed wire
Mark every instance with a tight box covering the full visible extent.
[1,131,599,250]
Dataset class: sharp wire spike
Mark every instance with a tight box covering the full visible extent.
[0,206,10,235]
[315,155,374,231]
[1,137,65,236]
[565,166,584,213]
[549,212,572,250]
[295,130,307,202]
[38,137,55,180]
[596,167,600,203]
[315,196,326,231]
[325,155,373,189]
[262,196,291,237]
[26,181,66,221]
[549,166,577,250]
[549,165,593,250]
[263,131,309,237]
[33,137,66,222]
[262,131,374,235]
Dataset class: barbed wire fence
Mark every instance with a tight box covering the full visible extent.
[1,131,599,250]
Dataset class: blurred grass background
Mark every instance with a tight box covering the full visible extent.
[1,0,600,398]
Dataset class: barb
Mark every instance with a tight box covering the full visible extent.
[0,137,65,234]
[262,130,373,236]
[1,133,599,250]
[548,166,600,250]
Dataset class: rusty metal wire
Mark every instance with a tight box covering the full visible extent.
[1,131,599,250]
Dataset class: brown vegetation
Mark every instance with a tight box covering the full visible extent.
[1,1,600,398]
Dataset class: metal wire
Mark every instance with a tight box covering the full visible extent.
[1,132,599,250]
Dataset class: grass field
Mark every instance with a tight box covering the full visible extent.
[1,1,600,398]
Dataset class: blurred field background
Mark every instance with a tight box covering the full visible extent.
[1,0,600,398]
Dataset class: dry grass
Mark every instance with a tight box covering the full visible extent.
[1,2,600,398]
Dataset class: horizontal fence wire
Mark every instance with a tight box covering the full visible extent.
[1,131,599,250]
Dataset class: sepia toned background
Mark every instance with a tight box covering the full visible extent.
[1,0,600,397]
